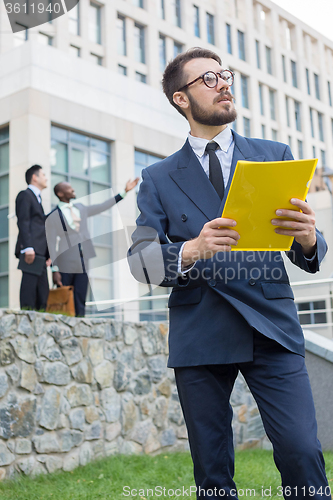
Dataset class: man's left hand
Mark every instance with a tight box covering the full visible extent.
[271,198,317,258]
[46,258,52,267]
[125,178,140,192]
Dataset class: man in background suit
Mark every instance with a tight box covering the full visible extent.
[47,178,139,317]
[129,48,330,498]
[15,165,50,310]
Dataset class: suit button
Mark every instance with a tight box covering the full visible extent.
[181,214,188,222]
[209,279,216,287]
[248,279,256,286]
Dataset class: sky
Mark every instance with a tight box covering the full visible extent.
[272,0,333,42]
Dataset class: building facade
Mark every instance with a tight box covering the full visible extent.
[0,0,333,319]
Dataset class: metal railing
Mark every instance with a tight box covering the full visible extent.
[86,278,333,339]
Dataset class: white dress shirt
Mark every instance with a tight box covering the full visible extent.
[177,127,235,274]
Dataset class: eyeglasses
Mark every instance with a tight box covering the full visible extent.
[178,70,234,92]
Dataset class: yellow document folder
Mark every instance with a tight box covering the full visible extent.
[221,159,318,251]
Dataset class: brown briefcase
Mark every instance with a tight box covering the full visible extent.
[46,286,75,316]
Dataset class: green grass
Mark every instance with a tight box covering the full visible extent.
[0,450,332,500]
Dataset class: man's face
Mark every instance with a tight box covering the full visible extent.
[33,169,48,190]
[180,58,237,126]
[60,183,76,200]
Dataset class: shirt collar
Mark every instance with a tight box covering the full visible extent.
[58,201,74,209]
[28,184,41,198]
[188,126,233,158]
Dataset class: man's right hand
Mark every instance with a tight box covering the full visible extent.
[24,249,35,264]
[53,272,63,287]
[182,218,239,267]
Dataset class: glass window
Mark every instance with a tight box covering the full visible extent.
[69,45,81,57]
[314,73,320,100]
[272,129,278,141]
[259,84,264,115]
[227,24,232,55]
[194,5,200,37]
[136,72,147,83]
[159,0,165,19]
[238,30,245,61]
[207,13,215,45]
[261,124,266,139]
[291,60,298,88]
[118,65,127,75]
[13,24,28,47]
[255,40,260,69]
[241,75,249,109]
[0,125,9,308]
[288,135,292,149]
[38,33,53,45]
[243,117,251,137]
[312,146,316,159]
[134,23,145,63]
[51,126,112,310]
[306,69,311,95]
[132,0,144,7]
[318,112,324,142]
[174,41,183,58]
[269,89,276,121]
[298,301,327,325]
[294,100,301,132]
[69,4,79,35]
[285,96,290,127]
[89,3,101,44]
[328,81,332,106]
[90,53,102,65]
[159,34,166,72]
[117,15,126,56]
[266,46,272,75]
[298,139,303,159]
[174,0,181,27]
[321,149,326,168]
[282,55,287,82]
[309,108,315,138]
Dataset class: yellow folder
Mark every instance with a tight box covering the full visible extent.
[221,159,318,251]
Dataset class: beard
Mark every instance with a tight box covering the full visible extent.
[187,92,237,126]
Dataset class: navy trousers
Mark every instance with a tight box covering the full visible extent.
[175,331,329,500]
[60,272,89,317]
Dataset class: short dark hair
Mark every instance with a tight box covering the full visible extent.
[25,165,42,185]
[162,47,222,118]
[54,182,66,198]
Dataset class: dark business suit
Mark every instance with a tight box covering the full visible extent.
[15,188,49,310]
[46,194,123,316]
[129,131,329,498]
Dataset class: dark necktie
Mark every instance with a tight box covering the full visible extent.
[205,141,225,200]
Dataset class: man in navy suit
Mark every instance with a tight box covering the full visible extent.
[129,48,330,498]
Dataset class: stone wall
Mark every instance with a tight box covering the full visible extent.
[0,310,267,480]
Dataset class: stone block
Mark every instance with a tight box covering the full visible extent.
[121,393,137,432]
[17,316,33,337]
[5,364,20,383]
[44,362,71,385]
[120,440,142,455]
[114,361,132,392]
[153,396,168,429]
[71,359,93,383]
[105,421,121,442]
[0,315,16,339]
[20,362,37,392]
[88,339,104,366]
[69,408,85,431]
[0,341,15,366]
[17,456,36,475]
[33,432,61,453]
[63,451,80,472]
[58,430,84,452]
[123,324,138,345]
[10,337,36,363]
[101,387,121,422]
[94,360,113,389]
[45,456,63,473]
[84,406,99,424]
[40,387,62,430]
[147,355,166,383]
[60,338,83,366]
[160,427,176,447]
[0,396,37,439]
[74,323,91,338]
[67,384,93,407]
[130,420,154,445]
[0,372,8,398]
[0,442,15,466]
[79,442,93,466]
[156,378,171,398]
[15,438,32,454]
[85,420,103,440]
[133,369,152,395]
[46,323,72,343]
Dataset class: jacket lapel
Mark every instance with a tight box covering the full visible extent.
[169,140,222,221]
[169,132,267,221]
